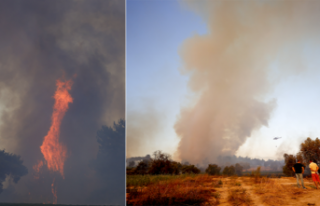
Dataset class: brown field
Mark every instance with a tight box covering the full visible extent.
[126,174,320,206]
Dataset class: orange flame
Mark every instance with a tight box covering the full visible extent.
[51,178,57,204]
[40,79,73,177]
[33,160,43,179]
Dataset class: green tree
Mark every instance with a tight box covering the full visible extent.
[171,161,182,175]
[135,160,149,175]
[181,165,201,174]
[205,164,221,175]
[148,150,182,175]
[283,153,296,176]
[229,165,235,175]
[222,166,235,176]
[299,137,320,163]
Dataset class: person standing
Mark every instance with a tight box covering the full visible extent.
[292,159,306,189]
[309,159,320,189]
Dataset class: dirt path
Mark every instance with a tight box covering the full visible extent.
[209,177,267,206]
[207,177,320,206]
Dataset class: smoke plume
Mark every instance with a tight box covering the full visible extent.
[175,1,320,164]
[0,0,124,205]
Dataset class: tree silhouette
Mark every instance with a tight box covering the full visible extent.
[92,119,125,204]
[299,137,320,163]
[283,153,296,176]
[235,163,243,176]
[0,150,28,194]
[205,164,221,175]
[181,165,200,174]
[148,151,175,175]
[222,166,235,176]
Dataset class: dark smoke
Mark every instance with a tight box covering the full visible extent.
[0,150,28,194]
[0,0,124,205]
[126,155,152,167]
[215,155,284,171]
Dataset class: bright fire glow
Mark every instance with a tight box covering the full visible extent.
[40,79,73,177]
[33,160,43,179]
[51,178,57,204]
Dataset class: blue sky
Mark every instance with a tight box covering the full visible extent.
[127,0,207,109]
[127,0,320,161]
[127,0,207,157]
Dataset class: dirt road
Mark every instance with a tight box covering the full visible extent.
[208,176,320,206]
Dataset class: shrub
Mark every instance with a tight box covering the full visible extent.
[251,166,261,183]
[135,161,149,175]
[222,165,235,176]
[181,165,201,174]
[148,151,182,175]
[127,167,136,175]
[283,154,296,176]
[205,164,221,175]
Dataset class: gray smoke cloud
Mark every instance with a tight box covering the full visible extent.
[127,104,165,158]
[175,1,320,164]
[0,0,124,205]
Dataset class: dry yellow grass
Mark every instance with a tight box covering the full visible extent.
[127,174,220,206]
[127,174,317,206]
[228,187,252,206]
[251,177,306,205]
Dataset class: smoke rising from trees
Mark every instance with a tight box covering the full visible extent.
[175,1,320,164]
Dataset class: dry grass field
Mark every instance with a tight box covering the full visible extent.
[127,174,320,206]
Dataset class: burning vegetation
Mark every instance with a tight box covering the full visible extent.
[39,79,73,177]
[33,78,73,203]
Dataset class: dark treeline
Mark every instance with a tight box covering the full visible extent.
[126,151,201,175]
[126,151,284,176]
[128,137,320,178]
[127,153,284,175]
[215,155,284,171]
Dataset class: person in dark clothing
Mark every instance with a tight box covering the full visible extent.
[292,160,306,189]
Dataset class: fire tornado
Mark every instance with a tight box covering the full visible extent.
[40,79,73,177]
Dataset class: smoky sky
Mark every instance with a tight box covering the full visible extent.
[175,1,320,164]
[127,105,165,158]
[0,0,125,205]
